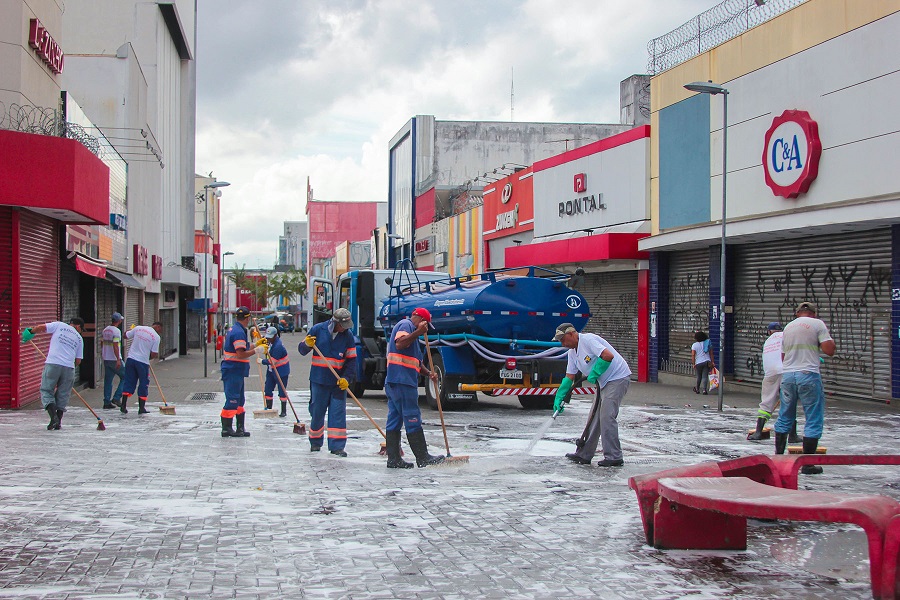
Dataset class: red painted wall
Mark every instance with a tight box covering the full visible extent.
[415,188,435,228]
[307,200,379,260]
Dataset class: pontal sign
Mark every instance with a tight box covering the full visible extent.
[762,110,821,199]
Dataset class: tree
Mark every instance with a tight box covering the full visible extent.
[269,268,307,307]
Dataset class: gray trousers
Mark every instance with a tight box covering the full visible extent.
[40,363,75,410]
[574,376,630,461]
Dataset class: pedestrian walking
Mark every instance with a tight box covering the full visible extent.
[383,307,443,469]
[773,301,836,474]
[298,308,357,456]
[553,323,632,467]
[261,326,290,417]
[121,322,162,414]
[220,307,262,438]
[101,312,126,409]
[21,318,85,430]
[747,322,800,442]
[690,331,713,395]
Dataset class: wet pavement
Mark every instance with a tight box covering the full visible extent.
[2,342,898,599]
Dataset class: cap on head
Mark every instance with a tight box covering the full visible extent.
[411,307,432,322]
[112,312,124,323]
[552,322,577,341]
[767,322,782,332]
[264,326,278,339]
[332,307,352,329]
[796,301,817,315]
[235,306,251,320]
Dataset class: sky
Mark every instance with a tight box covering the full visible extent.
[195,0,714,270]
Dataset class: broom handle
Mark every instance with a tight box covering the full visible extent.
[266,347,300,423]
[148,363,168,406]
[250,326,267,400]
[312,342,385,439]
[424,333,452,455]
[29,340,105,425]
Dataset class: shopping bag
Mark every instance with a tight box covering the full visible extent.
[708,368,721,391]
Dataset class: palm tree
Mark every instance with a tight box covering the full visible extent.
[269,268,307,307]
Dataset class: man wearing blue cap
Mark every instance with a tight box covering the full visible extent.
[101,312,126,409]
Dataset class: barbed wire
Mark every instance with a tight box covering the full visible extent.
[0,100,104,158]
[647,0,807,75]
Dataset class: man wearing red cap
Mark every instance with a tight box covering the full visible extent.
[384,307,444,469]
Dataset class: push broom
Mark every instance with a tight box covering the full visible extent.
[148,363,175,415]
[251,326,278,419]
[30,341,106,430]
[424,332,469,465]
[266,347,306,435]
[312,342,389,453]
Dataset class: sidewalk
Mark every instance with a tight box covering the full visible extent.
[1,344,897,598]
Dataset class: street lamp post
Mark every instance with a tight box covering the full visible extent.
[201,181,230,378]
[387,233,405,267]
[684,80,728,412]
[220,251,234,358]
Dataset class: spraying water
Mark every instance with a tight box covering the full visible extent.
[524,411,559,454]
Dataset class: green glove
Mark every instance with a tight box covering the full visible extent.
[21,328,34,343]
[553,377,574,413]
[586,357,611,384]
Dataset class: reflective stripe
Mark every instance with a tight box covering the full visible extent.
[309,426,325,439]
[345,347,357,359]
[387,352,419,370]
[312,356,345,369]
[223,351,249,363]
[327,427,347,439]
[270,355,289,368]
[233,340,248,350]
[221,409,238,418]
[236,406,245,415]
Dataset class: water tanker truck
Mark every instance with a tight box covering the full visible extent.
[308,261,596,409]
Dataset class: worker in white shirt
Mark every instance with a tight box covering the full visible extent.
[21,318,85,430]
[121,322,162,414]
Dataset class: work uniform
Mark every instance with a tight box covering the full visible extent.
[262,336,290,411]
[122,325,161,413]
[298,320,356,452]
[221,320,251,420]
[101,323,124,407]
[384,318,424,433]
[39,321,84,412]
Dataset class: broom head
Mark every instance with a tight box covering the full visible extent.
[441,454,470,465]
[788,445,827,454]
[159,405,176,415]
[253,409,279,419]
[293,422,306,435]
[96,421,106,431]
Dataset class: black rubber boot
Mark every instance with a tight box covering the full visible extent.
[221,416,236,437]
[234,413,251,437]
[747,417,767,441]
[265,398,273,410]
[386,430,413,469]
[406,429,444,467]
[54,409,63,430]
[788,421,802,444]
[774,431,788,455]
[120,397,128,414]
[46,403,59,430]
[279,401,287,417]
[138,399,149,414]
[800,437,824,474]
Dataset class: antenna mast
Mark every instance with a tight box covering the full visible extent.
[510,67,515,121]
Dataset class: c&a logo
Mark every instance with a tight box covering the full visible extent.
[762,110,821,199]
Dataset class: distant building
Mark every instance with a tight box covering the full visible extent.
[278,221,308,272]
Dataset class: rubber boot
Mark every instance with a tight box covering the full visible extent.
[138,399,149,414]
[747,417,767,441]
[221,416,237,437]
[234,413,251,437]
[386,430,413,469]
[279,401,287,418]
[788,421,802,444]
[46,403,59,430]
[120,397,128,414]
[774,431,788,455]
[265,398,273,410]
[406,429,444,467]
[800,437,824,474]
[54,409,63,430]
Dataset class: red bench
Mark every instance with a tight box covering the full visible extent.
[654,476,900,599]
[771,454,900,490]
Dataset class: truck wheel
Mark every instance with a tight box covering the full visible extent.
[425,351,475,410]
[349,382,365,399]
[519,396,554,410]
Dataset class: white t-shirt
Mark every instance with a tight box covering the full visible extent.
[125,326,160,365]
[782,316,832,374]
[761,331,783,376]
[44,322,84,367]
[691,341,711,366]
[101,325,122,361]
[566,332,632,388]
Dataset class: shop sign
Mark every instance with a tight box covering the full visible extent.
[762,110,821,199]
[109,213,127,231]
[414,236,433,255]
[496,203,519,231]
[28,19,64,74]
[500,182,513,204]
[559,194,605,218]
[574,173,586,193]
[151,255,163,280]
[133,244,148,276]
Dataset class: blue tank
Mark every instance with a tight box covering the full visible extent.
[378,269,590,343]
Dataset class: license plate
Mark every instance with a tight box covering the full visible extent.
[499,369,523,380]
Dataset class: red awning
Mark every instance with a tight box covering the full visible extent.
[505,233,649,268]
[73,255,107,279]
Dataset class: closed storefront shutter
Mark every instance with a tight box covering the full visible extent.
[96,280,122,368]
[0,209,13,406]
[663,248,710,375]
[17,211,60,407]
[124,288,142,355]
[579,271,639,376]
[733,229,892,402]
[144,292,159,325]
[159,308,177,358]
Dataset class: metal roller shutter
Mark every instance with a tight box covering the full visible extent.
[0,209,13,406]
[96,280,121,369]
[663,248,710,375]
[144,292,159,325]
[733,229,892,402]
[159,308,177,358]
[17,211,60,406]
[124,288,142,355]
[579,271,639,377]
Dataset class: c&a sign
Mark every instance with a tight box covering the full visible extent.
[762,110,821,199]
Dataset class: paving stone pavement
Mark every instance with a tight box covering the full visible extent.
[2,346,898,599]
